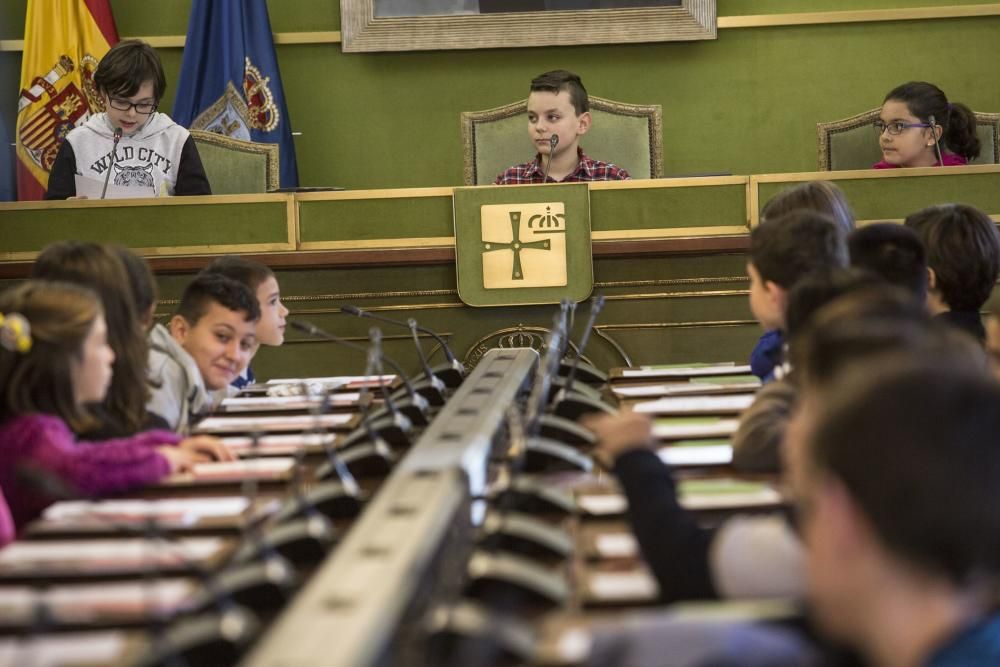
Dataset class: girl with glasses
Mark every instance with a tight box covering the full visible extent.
[873,81,981,169]
[45,40,211,200]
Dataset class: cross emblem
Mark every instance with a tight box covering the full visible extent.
[482,211,551,281]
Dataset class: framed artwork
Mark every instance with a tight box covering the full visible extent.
[343,0,716,52]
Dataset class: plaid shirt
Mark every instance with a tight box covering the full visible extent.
[494,148,631,185]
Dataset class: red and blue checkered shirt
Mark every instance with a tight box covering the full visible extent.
[494,148,631,185]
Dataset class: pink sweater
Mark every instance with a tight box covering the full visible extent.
[0,413,179,533]
[873,153,968,169]
[0,486,13,548]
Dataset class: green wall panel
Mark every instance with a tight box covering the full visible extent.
[0,201,288,252]
[590,184,746,231]
[298,195,455,242]
[4,3,1000,194]
[758,172,1000,221]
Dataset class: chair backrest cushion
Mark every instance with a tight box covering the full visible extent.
[817,109,1000,171]
[190,130,280,194]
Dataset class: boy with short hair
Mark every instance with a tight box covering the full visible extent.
[847,222,928,300]
[494,70,630,184]
[45,39,211,200]
[746,211,848,369]
[787,360,1000,666]
[200,255,289,390]
[147,274,260,431]
[904,203,1000,341]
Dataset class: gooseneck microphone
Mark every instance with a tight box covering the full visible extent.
[541,134,559,183]
[288,319,423,442]
[339,305,465,388]
[99,126,123,200]
[928,114,945,166]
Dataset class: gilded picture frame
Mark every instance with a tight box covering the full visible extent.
[341,0,716,52]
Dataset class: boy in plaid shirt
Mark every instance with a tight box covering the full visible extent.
[494,70,630,185]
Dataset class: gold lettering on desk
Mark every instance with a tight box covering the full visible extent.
[480,202,567,289]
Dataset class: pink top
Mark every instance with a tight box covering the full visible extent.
[873,153,968,169]
[0,485,13,549]
[0,413,179,533]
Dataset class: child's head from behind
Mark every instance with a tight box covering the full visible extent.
[904,203,1000,314]
[788,358,1000,653]
[760,181,855,234]
[848,222,928,301]
[200,256,287,345]
[31,241,149,432]
[747,211,848,330]
[94,39,165,136]
[0,281,114,429]
[879,81,981,167]
[113,246,158,330]
[171,274,260,391]
[527,70,591,160]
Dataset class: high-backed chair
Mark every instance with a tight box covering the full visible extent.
[190,130,280,194]
[816,108,1000,171]
[461,96,663,185]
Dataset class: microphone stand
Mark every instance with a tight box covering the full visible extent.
[541,134,559,183]
[552,295,616,419]
[340,304,465,388]
[99,126,122,200]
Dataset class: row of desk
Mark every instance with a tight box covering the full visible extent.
[0,339,788,666]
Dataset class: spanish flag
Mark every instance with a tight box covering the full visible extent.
[15,0,118,200]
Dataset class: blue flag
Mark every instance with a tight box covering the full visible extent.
[173,0,298,188]
[0,117,14,202]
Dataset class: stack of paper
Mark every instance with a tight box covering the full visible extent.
[194,412,353,434]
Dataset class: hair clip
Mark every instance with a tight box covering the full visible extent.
[0,312,32,353]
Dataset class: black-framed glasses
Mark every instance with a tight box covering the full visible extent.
[108,98,157,115]
[873,120,931,136]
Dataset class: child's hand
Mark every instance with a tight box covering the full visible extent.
[156,445,194,473]
[581,409,654,463]
[176,435,236,463]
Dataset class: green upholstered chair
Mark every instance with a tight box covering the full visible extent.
[461,96,663,185]
[190,130,280,194]
[816,108,1000,171]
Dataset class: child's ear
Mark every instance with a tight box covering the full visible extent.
[169,314,190,343]
[927,267,938,291]
[577,111,592,136]
[766,280,787,310]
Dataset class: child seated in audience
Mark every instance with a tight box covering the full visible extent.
[874,81,980,169]
[987,298,1000,378]
[494,70,630,184]
[750,181,854,381]
[905,203,1000,341]
[200,256,288,391]
[746,209,848,382]
[45,39,211,200]
[31,241,165,438]
[847,222,928,300]
[585,285,982,606]
[0,281,232,532]
[147,274,260,431]
[787,359,1000,666]
[114,245,159,332]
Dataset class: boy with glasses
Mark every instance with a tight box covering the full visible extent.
[45,39,211,199]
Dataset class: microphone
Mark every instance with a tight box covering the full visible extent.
[928,114,945,166]
[340,304,465,388]
[99,126,123,200]
[288,319,417,445]
[552,295,616,419]
[541,134,559,183]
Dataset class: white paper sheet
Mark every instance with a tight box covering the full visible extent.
[594,532,639,559]
[633,394,756,414]
[74,174,158,199]
[659,444,734,467]
[194,412,353,433]
[652,418,739,439]
[612,380,761,398]
[221,393,362,411]
[620,364,751,378]
[0,537,225,572]
[221,432,336,456]
[587,570,658,601]
[0,631,127,667]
